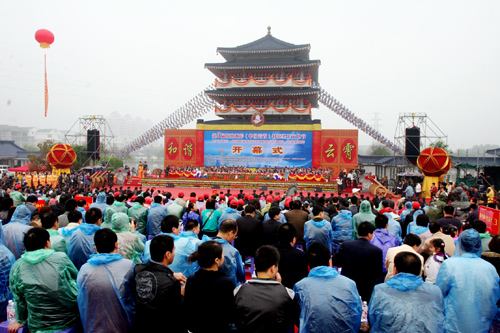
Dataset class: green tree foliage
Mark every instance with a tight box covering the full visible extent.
[369,144,391,156]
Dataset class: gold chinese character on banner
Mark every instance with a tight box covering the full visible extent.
[272,146,284,155]
[183,143,193,157]
[343,143,355,160]
[325,144,335,158]
[232,146,243,155]
[167,142,178,155]
[252,146,263,155]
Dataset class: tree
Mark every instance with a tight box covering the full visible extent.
[27,140,54,171]
[369,144,391,156]
[104,156,124,170]
[430,140,452,153]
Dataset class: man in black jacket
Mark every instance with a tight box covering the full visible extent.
[134,234,186,332]
[276,223,308,289]
[335,222,383,302]
[235,204,263,258]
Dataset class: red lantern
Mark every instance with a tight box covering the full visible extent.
[417,147,451,177]
[35,29,55,48]
[46,144,77,169]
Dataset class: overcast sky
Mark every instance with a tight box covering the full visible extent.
[0,0,499,150]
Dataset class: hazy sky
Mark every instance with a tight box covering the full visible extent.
[0,0,499,150]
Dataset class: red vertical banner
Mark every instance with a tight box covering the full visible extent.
[312,130,321,168]
[196,129,204,167]
[319,129,358,171]
[165,130,203,168]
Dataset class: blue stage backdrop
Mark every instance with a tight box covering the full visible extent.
[204,130,312,168]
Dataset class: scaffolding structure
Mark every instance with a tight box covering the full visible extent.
[64,115,115,166]
[394,112,447,153]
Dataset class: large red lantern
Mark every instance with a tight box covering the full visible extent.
[35,29,55,48]
[46,144,77,169]
[417,147,451,177]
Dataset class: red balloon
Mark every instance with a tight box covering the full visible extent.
[46,144,77,169]
[35,29,54,48]
[417,147,451,177]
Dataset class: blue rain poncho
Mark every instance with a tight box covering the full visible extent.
[400,201,413,221]
[0,233,15,307]
[90,192,108,215]
[67,223,101,270]
[436,229,500,333]
[9,249,79,332]
[128,202,148,235]
[331,209,354,253]
[77,253,135,333]
[304,219,334,252]
[218,207,241,226]
[369,273,444,333]
[169,231,202,277]
[146,203,169,237]
[384,212,402,243]
[142,232,179,263]
[213,237,245,287]
[406,210,425,235]
[294,266,361,333]
[2,205,33,259]
[353,201,376,238]
[111,213,145,264]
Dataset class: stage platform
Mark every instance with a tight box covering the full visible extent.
[124,176,338,193]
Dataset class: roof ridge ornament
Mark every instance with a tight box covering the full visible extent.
[267,26,271,35]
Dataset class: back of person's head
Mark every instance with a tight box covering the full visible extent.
[381,200,389,208]
[403,234,422,247]
[85,207,102,225]
[205,199,216,210]
[488,235,500,253]
[350,196,358,205]
[277,223,296,245]
[94,228,118,253]
[77,199,86,207]
[244,204,256,215]
[429,222,441,234]
[388,200,395,209]
[150,234,174,262]
[472,220,487,234]
[312,205,323,217]
[375,214,388,229]
[65,198,77,212]
[68,210,83,223]
[185,219,199,231]
[255,245,280,273]
[154,195,163,204]
[59,194,70,206]
[189,241,223,269]
[290,200,301,210]
[268,206,281,220]
[416,214,430,227]
[26,195,38,203]
[358,222,375,237]
[430,238,446,254]
[160,215,179,233]
[458,228,482,255]
[40,211,58,229]
[307,242,331,269]
[219,219,238,234]
[394,251,422,275]
[24,227,50,251]
[106,195,115,205]
[135,196,145,205]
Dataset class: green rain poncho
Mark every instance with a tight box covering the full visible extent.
[102,201,128,229]
[9,249,79,333]
[352,200,376,238]
[111,212,144,264]
[127,202,148,235]
[47,229,67,254]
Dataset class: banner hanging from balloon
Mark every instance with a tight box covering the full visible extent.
[35,29,54,117]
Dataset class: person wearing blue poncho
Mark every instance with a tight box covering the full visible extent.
[169,219,202,277]
[436,228,500,333]
[146,196,169,238]
[2,205,32,259]
[77,228,135,333]
[331,202,354,254]
[294,242,361,333]
[67,208,102,270]
[304,206,334,252]
[0,224,15,322]
[90,192,108,215]
[213,219,245,287]
[142,215,181,263]
[369,251,444,333]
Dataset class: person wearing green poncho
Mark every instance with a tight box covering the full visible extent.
[102,195,128,229]
[41,212,67,253]
[111,212,145,264]
[128,196,148,235]
[8,228,79,333]
[352,200,376,238]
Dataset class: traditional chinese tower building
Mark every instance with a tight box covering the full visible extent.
[164,29,358,174]
[204,27,320,124]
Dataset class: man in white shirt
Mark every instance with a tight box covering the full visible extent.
[385,233,424,281]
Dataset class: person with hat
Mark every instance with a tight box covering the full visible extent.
[436,229,500,333]
[218,199,241,226]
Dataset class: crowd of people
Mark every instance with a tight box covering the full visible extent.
[0,181,498,332]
